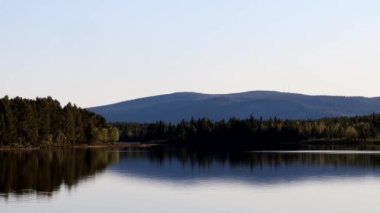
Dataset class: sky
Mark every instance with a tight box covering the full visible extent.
[1,0,380,107]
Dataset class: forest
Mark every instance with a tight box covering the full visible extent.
[113,114,380,149]
[0,96,119,146]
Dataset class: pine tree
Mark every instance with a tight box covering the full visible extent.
[63,105,75,144]
[0,96,17,145]
[0,114,5,145]
[36,98,52,143]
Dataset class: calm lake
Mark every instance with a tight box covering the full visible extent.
[2,147,380,213]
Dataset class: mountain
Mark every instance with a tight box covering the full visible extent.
[88,91,380,123]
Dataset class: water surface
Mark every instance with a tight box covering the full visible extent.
[2,148,380,213]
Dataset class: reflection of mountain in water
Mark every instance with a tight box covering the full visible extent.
[109,148,380,184]
[0,149,119,197]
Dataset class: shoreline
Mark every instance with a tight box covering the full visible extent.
[2,140,380,151]
[0,142,160,151]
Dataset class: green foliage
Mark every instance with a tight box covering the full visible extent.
[345,126,358,139]
[0,96,118,146]
[90,127,120,143]
[108,127,120,142]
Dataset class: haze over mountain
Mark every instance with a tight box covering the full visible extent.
[88,91,380,123]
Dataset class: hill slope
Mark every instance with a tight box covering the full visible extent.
[88,91,380,123]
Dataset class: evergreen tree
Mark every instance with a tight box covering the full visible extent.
[0,97,17,145]
[36,97,52,143]
[63,105,76,144]
[0,114,5,145]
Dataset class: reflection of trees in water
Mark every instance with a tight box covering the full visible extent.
[3,147,380,198]
[0,148,119,197]
[119,147,380,169]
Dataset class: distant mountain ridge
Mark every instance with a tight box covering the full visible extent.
[88,91,380,123]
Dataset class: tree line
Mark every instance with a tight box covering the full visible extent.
[0,96,119,146]
[112,114,380,148]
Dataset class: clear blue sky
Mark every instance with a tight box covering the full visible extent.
[1,0,380,107]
